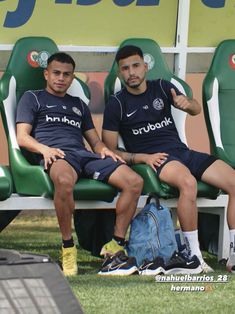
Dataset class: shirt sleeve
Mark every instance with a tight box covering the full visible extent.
[103,95,122,132]
[16,91,38,125]
[80,100,95,132]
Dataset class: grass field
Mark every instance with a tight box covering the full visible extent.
[0,213,234,314]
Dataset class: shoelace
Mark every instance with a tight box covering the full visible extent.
[63,249,76,269]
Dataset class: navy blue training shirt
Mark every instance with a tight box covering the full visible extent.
[16,89,94,151]
[103,79,188,154]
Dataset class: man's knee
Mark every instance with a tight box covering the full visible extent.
[53,173,75,194]
[131,173,144,194]
[179,175,197,195]
[123,171,144,195]
[109,165,143,195]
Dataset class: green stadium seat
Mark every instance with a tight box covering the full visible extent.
[0,165,20,232]
[0,165,13,201]
[0,36,117,202]
[104,37,219,199]
[203,39,235,168]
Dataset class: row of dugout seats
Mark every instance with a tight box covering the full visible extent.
[0,36,234,260]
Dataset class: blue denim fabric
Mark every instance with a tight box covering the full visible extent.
[127,202,177,267]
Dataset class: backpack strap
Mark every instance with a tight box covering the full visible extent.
[146,193,162,210]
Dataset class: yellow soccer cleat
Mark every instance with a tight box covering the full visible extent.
[100,239,126,257]
[62,245,78,276]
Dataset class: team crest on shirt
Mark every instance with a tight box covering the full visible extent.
[153,98,164,110]
[72,107,82,116]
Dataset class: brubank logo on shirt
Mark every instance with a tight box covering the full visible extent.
[132,116,172,135]
[46,115,81,128]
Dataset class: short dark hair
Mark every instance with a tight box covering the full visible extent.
[115,45,144,64]
[47,52,76,70]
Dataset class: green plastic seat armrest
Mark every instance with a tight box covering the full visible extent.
[10,149,53,197]
[0,166,13,201]
[212,147,235,168]
[197,181,220,199]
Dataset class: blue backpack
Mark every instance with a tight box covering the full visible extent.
[127,194,178,266]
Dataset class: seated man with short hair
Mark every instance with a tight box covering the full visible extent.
[102,45,235,274]
[16,52,143,276]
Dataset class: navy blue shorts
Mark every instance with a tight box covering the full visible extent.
[42,150,123,182]
[156,148,218,180]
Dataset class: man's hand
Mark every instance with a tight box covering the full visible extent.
[41,147,65,169]
[142,153,168,171]
[171,88,191,111]
[100,147,125,163]
[171,88,201,115]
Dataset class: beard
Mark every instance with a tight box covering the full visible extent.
[126,82,141,88]
[125,76,145,89]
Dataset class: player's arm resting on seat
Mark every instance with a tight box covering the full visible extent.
[16,123,65,169]
[102,129,168,171]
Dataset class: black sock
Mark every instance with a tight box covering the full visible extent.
[62,237,74,248]
[113,235,125,247]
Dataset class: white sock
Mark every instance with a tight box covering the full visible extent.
[182,230,203,263]
[229,229,235,256]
